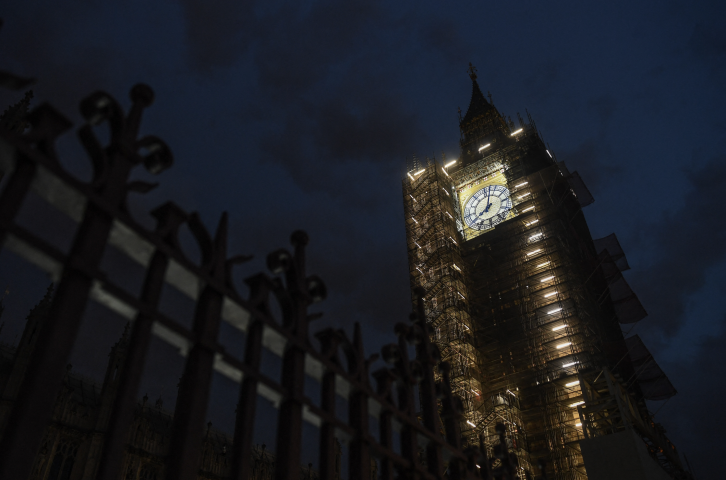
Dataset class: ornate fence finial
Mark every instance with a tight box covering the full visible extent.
[77,84,172,210]
[316,322,378,386]
[265,230,326,338]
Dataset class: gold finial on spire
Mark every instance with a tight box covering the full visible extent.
[467,62,477,81]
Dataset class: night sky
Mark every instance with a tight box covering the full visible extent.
[1,1,725,477]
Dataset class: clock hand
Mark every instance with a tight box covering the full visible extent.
[484,189,494,212]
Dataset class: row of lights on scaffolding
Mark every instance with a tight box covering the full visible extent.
[566,380,584,416]
[408,158,458,181]
[406,128,529,180]
[530,252,577,368]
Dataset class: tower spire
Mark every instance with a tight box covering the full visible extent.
[458,63,509,166]
[467,62,477,81]
[460,63,496,127]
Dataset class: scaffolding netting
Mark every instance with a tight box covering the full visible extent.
[608,275,647,324]
[625,335,677,401]
[594,233,630,272]
[567,171,594,207]
[594,233,645,324]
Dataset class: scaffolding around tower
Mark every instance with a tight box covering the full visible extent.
[401,69,693,479]
[402,159,481,434]
[402,156,534,475]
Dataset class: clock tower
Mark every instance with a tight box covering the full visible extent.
[402,67,689,479]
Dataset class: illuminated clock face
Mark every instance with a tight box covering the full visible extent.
[463,184,512,231]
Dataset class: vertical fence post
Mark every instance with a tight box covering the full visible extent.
[372,367,396,480]
[229,317,264,480]
[270,231,325,480]
[343,323,375,480]
[393,326,419,477]
[275,341,306,480]
[166,215,228,480]
[413,289,444,476]
[96,202,186,479]
[166,284,224,480]
[230,271,274,480]
[348,387,371,480]
[319,369,337,480]
[0,161,133,479]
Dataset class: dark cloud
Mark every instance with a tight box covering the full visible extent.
[252,0,383,99]
[556,138,622,193]
[588,93,617,126]
[555,94,621,193]
[0,6,114,117]
[630,156,726,335]
[655,323,726,478]
[688,23,726,59]
[522,59,563,103]
[258,86,423,198]
[418,18,470,65]
[179,0,258,73]
[687,22,726,87]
